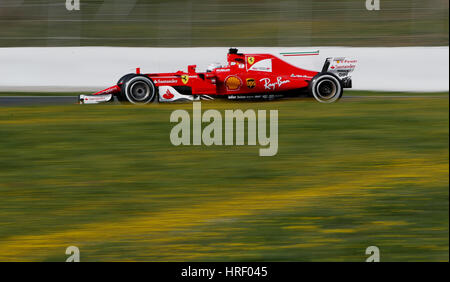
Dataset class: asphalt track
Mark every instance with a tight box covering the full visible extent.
[0,95,447,106]
[0,96,78,106]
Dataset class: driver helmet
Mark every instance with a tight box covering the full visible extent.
[206,63,224,72]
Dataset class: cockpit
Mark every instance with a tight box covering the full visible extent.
[206,63,224,72]
[206,49,246,72]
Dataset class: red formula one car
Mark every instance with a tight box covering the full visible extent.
[79,48,356,104]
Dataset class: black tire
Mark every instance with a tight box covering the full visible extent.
[116,74,136,102]
[309,73,343,103]
[117,73,136,85]
[121,75,157,104]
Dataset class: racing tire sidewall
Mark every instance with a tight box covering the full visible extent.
[123,76,156,104]
[310,74,342,103]
[116,74,137,102]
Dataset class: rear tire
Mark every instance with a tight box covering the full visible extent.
[309,73,343,103]
[121,75,157,104]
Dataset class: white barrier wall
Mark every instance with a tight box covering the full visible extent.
[0,47,448,92]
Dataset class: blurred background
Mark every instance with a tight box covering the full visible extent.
[0,1,448,262]
[0,0,448,47]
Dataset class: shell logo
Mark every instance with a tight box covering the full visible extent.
[225,76,242,91]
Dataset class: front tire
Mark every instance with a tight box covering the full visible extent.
[309,73,343,103]
[121,75,157,104]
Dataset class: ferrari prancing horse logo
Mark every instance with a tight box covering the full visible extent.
[247,57,255,65]
[181,75,189,84]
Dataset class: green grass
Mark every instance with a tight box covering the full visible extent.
[0,96,448,261]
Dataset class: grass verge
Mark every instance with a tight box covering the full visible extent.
[0,96,448,261]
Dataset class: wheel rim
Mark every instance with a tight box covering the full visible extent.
[130,81,151,101]
[311,75,342,103]
[317,79,337,100]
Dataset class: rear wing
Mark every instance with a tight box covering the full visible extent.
[322,57,357,78]
[322,57,357,88]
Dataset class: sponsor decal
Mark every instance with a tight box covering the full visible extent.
[291,74,314,79]
[336,70,352,78]
[225,76,242,91]
[260,77,290,91]
[155,79,178,84]
[159,86,198,102]
[94,85,120,95]
[328,58,357,78]
[181,75,189,84]
[85,96,110,101]
[80,94,112,104]
[246,78,256,89]
[247,57,255,65]
[332,65,356,70]
[228,94,284,100]
[216,68,231,73]
[163,89,175,100]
